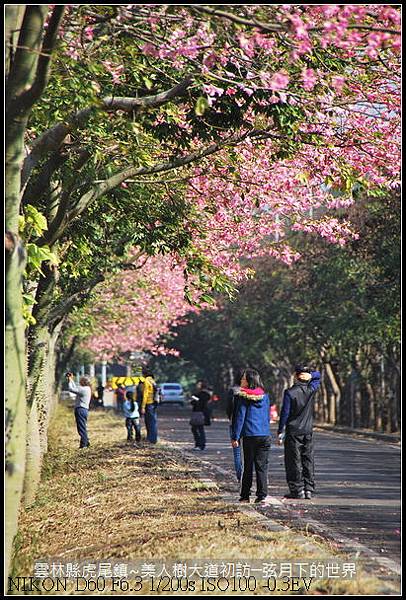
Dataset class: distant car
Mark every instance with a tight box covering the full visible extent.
[160,383,185,406]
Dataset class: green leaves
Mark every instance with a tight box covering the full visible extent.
[195,96,209,116]
[20,204,48,239]
[22,293,37,326]
[25,244,59,276]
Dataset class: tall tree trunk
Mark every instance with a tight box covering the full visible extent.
[5,235,27,577]
[5,80,30,591]
[324,362,341,425]
[320,379,328,423]
[24,325,51,506]
[55,333,78,385]
[364,382,375,429]
[5,5,64,577]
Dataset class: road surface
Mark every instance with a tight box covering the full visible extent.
[156,404,401,567]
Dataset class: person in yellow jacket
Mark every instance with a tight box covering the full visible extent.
[140,368,158,443]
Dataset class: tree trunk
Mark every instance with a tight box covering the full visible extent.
[24,324,51,506]
[5,239,27,578]
[5,6,25,76]
[324,362,341,425]
[5,6,56,576]
[23,320,63,505]
[5,85,30,591]
[389,365,400,433]
[23,400,42,507]
[320,379,328,423]
[56,334,78,385]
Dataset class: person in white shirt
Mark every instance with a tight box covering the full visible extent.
[123,391,141,445]
[66,373,91,448]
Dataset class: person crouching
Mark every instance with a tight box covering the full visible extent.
[124,391,141,446]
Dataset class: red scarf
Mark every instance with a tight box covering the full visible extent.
[239,387,265,401]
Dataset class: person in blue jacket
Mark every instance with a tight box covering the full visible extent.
[277,364,321,500]
[231,368,272,504]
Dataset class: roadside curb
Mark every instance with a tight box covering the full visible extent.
[161,438,401,594]
[162,440,321,553]
[314,424,400,444]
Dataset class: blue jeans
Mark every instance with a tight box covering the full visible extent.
[75,407,89,447]
[144,403,158,443]
[191,425,206,449]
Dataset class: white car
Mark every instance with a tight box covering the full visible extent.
[160,383,185,406]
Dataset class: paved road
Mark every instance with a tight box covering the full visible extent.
[156,404,401,567]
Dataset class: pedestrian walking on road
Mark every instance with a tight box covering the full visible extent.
[123,391,141,445]
[226,374,243,482]
[231,368,272,504]
[277,364,321,500]
[66,373,91,449]
[140,368,159,443]
[189,380,211,451]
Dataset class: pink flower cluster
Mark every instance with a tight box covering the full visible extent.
[77,255,207,361]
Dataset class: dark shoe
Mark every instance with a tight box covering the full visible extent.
[305,491,312,500]
[239,497,250,503]
[284,491,305,499]
[255,497,267,504]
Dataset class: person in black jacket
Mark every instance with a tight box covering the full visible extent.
[277,364,321,500]
[190,380,211,451]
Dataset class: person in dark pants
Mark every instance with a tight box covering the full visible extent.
[66,374,91,449]
[116,384,126,413]
[226,373,243,481]
[231,368,272,504]
[190,381,211,451]
[141,368,159,443]
[123,391,141,445]
[277,364,321,500]
[97,382,104,407]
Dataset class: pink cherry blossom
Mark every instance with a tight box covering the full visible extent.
[269,71,290,91]
[302,68,317,91]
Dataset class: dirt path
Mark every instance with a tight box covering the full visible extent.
[10,405,397,595]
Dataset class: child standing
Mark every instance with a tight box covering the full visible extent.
[123,391,141,445]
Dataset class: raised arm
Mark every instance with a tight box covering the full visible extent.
[68,378,80,395]
[309,370,321,393]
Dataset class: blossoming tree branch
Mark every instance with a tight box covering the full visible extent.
[4,4,400,576]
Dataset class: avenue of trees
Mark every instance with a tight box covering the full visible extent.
[153,191,400,433]
[5,5,400,576]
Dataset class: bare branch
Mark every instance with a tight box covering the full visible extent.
[103,76,194,111]
[189,6,284,33]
